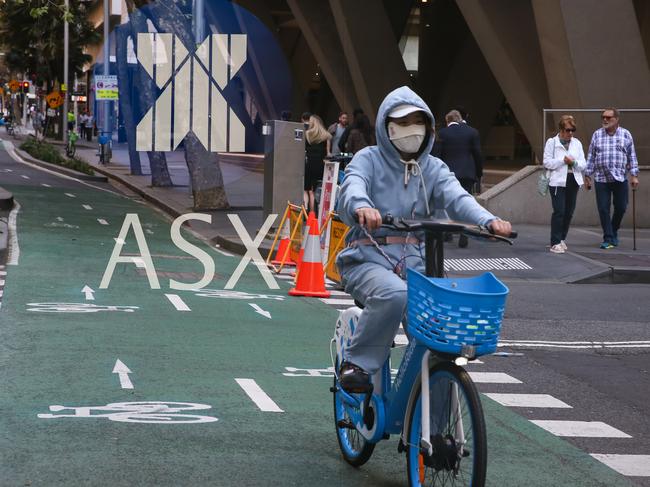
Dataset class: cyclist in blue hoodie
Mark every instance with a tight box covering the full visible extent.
[336,86,511,392]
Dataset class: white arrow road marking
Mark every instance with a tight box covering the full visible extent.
[97,219,109,225]
[235,379,283,412]
[81,285,95,301]
[165,294,191,311]
[65,193,76,198]
[249,303,271,319]
[82,205,93,210]
[112,359,134,389]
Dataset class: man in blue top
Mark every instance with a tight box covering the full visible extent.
[335,86,511,392]
[584,108,640,249]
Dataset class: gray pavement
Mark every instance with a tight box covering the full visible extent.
[2,132,649,284]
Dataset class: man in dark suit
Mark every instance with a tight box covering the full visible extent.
[433,109,484,248]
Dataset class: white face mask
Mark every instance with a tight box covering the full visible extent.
[387,122,426,154]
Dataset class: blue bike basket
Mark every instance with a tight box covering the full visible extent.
[406,269,509,357]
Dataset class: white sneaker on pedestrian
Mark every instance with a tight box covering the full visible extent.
[550,244,565,254]
[560,240,568,251]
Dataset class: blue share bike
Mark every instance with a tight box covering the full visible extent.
[331,215,516,486]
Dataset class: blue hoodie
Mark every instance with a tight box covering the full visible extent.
[336,86,497,272]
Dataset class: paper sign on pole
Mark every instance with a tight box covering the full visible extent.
[318,161,340,262]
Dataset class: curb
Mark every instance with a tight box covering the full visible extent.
[0,187,13,211]
[82,162,185,219]
[13,148,108,182]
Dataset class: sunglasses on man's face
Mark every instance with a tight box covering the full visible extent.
[602,115,615,121]
[563,128,576,133]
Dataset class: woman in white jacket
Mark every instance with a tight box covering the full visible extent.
[543,115,586,253]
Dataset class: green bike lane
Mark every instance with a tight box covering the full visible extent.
[0,179,634,486]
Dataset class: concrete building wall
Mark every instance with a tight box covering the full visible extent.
[479,166,650,227]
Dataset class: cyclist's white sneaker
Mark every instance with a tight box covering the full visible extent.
[560,240,568,251]
[550,244,565,254]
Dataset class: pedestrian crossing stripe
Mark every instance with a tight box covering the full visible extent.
[445,257,532,271]
[590,454,650,477]
[530,420,631,438]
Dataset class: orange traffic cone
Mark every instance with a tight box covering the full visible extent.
[297,212,317,266]
[289,213,330,298]
[272,217,296,266]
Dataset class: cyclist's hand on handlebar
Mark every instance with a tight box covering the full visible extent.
[488,219,512,238]
[355,207,383,231]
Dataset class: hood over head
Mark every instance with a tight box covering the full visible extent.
[375,86,435,167]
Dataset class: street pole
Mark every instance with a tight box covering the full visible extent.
[103,0,110,155]
[63,0,69,145]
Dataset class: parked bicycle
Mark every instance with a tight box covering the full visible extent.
[98,134,112,164]
[65,130,79,158]
[331,215,516,486]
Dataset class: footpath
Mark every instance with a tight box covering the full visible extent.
[1,132,649,284]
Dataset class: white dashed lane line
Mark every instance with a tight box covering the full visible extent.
[165,294,191,311]
[235,379,283,412]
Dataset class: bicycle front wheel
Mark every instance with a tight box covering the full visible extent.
[406,362,487,487]
[333,375,375,467]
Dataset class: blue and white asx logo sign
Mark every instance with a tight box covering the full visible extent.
[136,33,247,152]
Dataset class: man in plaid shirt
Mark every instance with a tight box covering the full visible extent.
[584,108,640,249]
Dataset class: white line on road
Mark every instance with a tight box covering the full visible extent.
[320,298,356,306]
[499,340,650,350]
[41,183,51,188]
[530,420,631,438]
[235,379,283,412]
[64,193,76,198]
[97,219,109,225]
[467,372,522,384]
[82,204,93,210]
[112,359,134,389]
[483,393,572,408]
[131,257,146,268]
[20,175,29,179]
[165,294,191,311]
[590,454,650,477]
[327,290,350,296]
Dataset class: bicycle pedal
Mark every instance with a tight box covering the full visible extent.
[336,419,355,429]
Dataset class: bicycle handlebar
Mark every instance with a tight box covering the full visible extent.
[350,213,517,244]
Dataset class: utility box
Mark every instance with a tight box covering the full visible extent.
[263,120,305,218]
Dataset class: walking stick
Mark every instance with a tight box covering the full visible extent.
[632,187,636,251]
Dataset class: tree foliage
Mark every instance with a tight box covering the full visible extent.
[0,0,100,85]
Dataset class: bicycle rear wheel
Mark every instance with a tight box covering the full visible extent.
[406,362,487,487]
[333,374,375,467]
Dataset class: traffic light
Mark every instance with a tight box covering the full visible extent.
[22,81,29,92]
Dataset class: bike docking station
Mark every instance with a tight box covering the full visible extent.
[330,216,516,486]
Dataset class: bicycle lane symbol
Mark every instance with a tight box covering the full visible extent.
[37,401,219,424]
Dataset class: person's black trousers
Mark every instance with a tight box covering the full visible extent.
[549,173,579,246]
